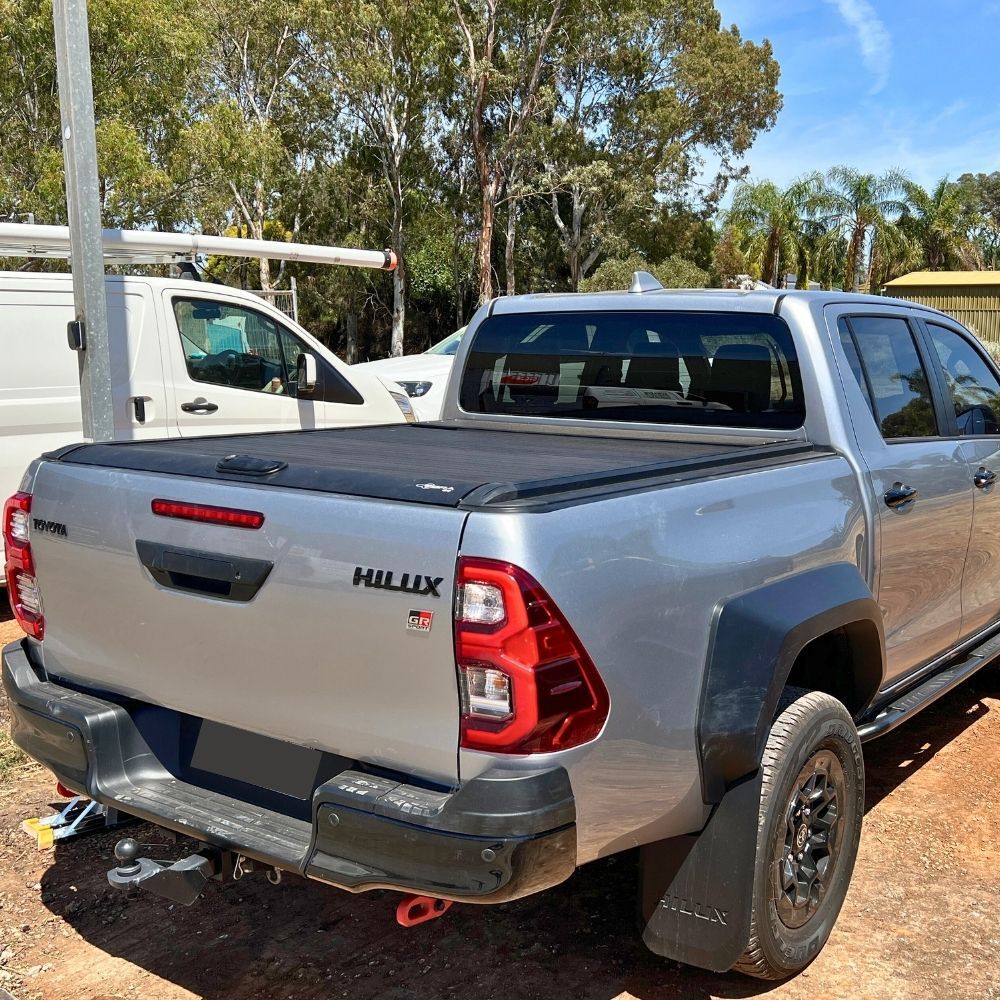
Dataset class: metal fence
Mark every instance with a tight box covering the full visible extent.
[248,276,299,324]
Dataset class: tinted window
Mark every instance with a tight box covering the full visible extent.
[836,318,876,418]
[458,311,805,429]
[841,315,938,439]
[928,323,1000,436]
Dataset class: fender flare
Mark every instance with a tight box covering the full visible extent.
[697,562,884,804]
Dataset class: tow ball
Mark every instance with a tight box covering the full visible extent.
[395,894,452,927]
[107,838,283,906]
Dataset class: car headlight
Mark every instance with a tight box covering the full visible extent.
[397,380,433,398]
[388,390,418,423]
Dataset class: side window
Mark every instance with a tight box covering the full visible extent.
[841,315,938,440]
[927,323,1000,436]
[836,318,876,418]
[173,298,296,397]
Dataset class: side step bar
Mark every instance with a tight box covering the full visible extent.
[858,630,1000,741]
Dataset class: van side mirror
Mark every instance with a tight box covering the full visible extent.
[297,353,318,393]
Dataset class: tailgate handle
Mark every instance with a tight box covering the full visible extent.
[136,540,272,602]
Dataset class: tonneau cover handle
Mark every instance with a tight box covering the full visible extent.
[216,454,288,476]
[136,540,272,602]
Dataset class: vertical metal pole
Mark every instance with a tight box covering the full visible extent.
[53,0,114,441]
[291,276,299,324]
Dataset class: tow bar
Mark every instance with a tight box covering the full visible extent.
[107,838,283,906]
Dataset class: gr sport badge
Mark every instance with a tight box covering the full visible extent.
[407,610,434,633]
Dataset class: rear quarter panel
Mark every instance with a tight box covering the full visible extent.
[458,453,868,863]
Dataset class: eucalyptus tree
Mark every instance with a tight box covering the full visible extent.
[958,172,1000,269]
[309,0,451,356]
[451,0,569,304]
[183,0,336,290]
[545,0,782,290]
[0,0,206,228]
[818,166,907,292]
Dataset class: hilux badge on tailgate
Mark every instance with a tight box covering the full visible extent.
[353,566,444,598]
[407,610,434,633]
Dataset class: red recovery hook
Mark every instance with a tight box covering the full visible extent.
[395,894,453,927]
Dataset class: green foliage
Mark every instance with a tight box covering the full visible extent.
[712,226,747,286]
[896,178,979,274]
[725,174,822,286]
[4,2,994,362]
[580,253,709,292]
[0,0,208,226]
[544,0,782,288]
[957,172,1000,268]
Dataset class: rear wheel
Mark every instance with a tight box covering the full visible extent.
[734,688,864,980]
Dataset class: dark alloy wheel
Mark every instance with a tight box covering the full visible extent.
[734,688,864,981]
[772,750,846,929]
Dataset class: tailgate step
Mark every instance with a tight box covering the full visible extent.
[105,776,312,869]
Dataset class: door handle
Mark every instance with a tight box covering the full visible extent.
[181,401,219,413]
[884,483,918,510]
[130,396,149,424]
[974,467,997,490]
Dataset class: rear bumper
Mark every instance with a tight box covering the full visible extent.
[2,639,576,903]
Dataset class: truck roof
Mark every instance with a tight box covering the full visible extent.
[491,287,955,320]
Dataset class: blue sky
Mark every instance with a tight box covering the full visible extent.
[713,0,1000,191]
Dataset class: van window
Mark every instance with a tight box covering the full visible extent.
[458,310,805,429]
[173,298,301,395]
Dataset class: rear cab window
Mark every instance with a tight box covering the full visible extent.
[458,310,806,430]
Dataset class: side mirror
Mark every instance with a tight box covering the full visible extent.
[297,353,318,393]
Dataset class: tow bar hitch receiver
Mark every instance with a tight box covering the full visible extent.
[107,838,223,906]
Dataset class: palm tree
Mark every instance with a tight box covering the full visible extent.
[726,173,823,287]
[818,166,907,291]
[798,219,846,290]
[899,178,981,271]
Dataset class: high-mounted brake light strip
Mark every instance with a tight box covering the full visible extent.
[151,499,264,529]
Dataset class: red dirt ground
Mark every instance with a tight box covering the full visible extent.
[1,597,997,1000]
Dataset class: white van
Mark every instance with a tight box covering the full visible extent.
[0,271,409,509]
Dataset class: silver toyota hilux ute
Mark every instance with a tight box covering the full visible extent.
[5,284,999,979]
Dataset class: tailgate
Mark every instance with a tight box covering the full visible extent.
[28,460,466,784]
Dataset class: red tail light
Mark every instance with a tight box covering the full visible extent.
[152,499,264,529]
[3,492,44,640]
[455,557,610,754]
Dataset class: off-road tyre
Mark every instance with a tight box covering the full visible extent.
[733,687,865,980]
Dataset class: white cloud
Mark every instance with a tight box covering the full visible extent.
[723,105,1000,197]
[822,0,893,94]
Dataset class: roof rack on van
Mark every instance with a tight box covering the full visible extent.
[0,223,398,272]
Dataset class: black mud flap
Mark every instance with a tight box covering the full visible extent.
[640,769,762,973]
